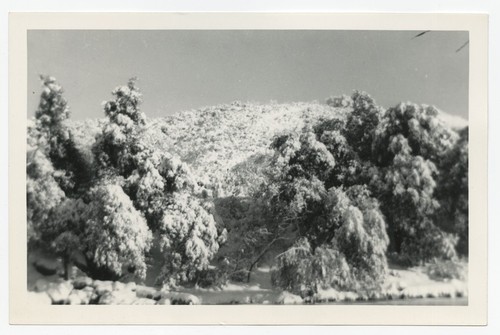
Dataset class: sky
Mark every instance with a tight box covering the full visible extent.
[28,30,469,120]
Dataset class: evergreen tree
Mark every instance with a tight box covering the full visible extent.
[93,77,146,177]
[91,78,224,286]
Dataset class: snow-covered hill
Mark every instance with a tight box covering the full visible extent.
[67,100,467,197]
[147,102,349,196]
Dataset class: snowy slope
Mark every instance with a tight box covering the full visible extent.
[68,101,466,197]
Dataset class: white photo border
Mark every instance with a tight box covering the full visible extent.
[8,12,488,325]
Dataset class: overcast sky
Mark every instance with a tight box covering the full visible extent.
[28,30,469,120]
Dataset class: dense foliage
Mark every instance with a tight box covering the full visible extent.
[267,92,467,294]
[271,186,389,295]
[28,77,224,286]
[27,79,468,293]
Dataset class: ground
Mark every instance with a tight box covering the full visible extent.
[27,251,468,305]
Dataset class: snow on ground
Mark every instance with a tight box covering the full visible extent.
[314,266,467,304]
[167,266,468,305]
[169,267,281,304]
[28,251,468,305]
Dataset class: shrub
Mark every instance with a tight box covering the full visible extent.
[421,259,468,281]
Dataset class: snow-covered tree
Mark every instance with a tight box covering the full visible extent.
[368,103,461,263]
[41,179,153,280]
[313,119,365,189]
[267,122,389,294]
[27,76,91,267]
[31,75,93,196]
[271,186,388,295]
[266,130,334,232]
[374,102,457,166]
[93,77,146,176]
[435,126,469,255]
[34,75,70,146]
[90,79,224,286]
[155,193,222,288]
[344,91,383,161]
[82,181,153,280]
[26,123,65,246]
[40,197,87,278]
[377,135,442,256]
[331,186,389,290]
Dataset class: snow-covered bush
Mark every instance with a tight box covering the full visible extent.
[376,135,455,263]
[120,139,222,286]
[421,259,468,281]
[271,238,354,297]
[271,238,318,296]
[266,130,334,224]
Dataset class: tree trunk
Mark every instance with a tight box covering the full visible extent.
[62,253,71,280]
[246,238,281,283]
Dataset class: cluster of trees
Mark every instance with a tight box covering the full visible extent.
[27,76,225,286]
[263,91,468,295]
[27,77,467,295]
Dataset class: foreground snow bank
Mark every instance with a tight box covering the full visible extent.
[315,267,468,303]
[30,276,201,305]
[28,253,468,305]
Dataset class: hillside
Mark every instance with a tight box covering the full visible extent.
[68,100,466,198]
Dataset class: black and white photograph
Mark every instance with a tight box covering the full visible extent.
[8,12,489,325]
